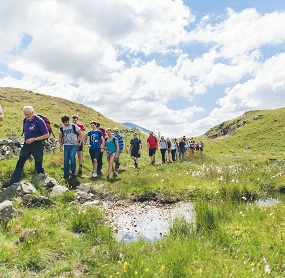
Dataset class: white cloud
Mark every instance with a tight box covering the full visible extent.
[1,2,285,138]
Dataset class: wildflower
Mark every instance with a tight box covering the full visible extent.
[161,179,164,182]
[264,264,271,274]
[241,196,247,201]
[145,268,149,273]
[135,271,138,276]
[199,268,203,274]
[161,265,165,271]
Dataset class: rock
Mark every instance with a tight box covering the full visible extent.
[15,229,37,245]
[0,200,19,226]
[82,200,101,207]
[0,181,37,202]
[76,191,94,203]
[50,185,69,196]
[22,194,54,207]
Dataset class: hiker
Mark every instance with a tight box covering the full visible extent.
[59,115,82,179]
[171,138,177,161]
[86,121,104,178]
[96,122,106,176]
[113,127,124,170]
[102,128,119,180]
[147,131,158,165]
[159,136,167,163]
[129,132,142,168]
[72,114,85,175]
[166,137,171,162]
[178,138,186,160]
[0,105,4,121]
[199,140,204,154]
[9,106,49,185]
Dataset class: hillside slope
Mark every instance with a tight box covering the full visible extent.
[0,87,126,138]
[204,107,285,155]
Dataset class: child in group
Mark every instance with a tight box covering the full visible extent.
[102,128,119,180]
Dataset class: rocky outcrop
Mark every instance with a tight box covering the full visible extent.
[0,137,58,160]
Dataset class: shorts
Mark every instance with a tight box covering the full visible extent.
[149,148,156,156]
[89,148,101,162]
[78,143,84,152]
[107,151,116,161]
[131,149,140,158]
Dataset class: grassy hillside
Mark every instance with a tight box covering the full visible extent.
[0,87,128,138]
[203,107,285,157]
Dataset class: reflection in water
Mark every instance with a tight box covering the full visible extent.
[103,202,195,242]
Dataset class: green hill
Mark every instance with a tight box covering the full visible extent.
[0,87,126,138]
[202,107,285,157]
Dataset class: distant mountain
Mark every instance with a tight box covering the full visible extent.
[121,122,150,134]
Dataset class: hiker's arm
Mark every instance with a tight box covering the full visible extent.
[26,133,49,144]
[115,140,119,157]
[0,111,4,121]
[59,133,63,152]
[102,138,106,150]
[86,135,90,147]
[76,130,82,145]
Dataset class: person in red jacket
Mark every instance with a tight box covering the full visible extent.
[147,131,158,165]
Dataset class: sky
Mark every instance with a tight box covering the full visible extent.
[1,0,285,138]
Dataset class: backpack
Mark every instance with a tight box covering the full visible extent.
[22,114,53,137]
[37,115,54,136]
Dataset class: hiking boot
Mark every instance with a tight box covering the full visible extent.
[106,174,110,180]
[70,170,76,177]
[115,162,120,170]
[92,172,97,178]
[113,172,118,178]
[77,169,83,175]
[135,162,138,168]
[97,170,103,176]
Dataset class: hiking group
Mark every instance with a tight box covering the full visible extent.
[6,106,203,186]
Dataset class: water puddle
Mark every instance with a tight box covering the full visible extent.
[256,198,280,207]
[103,201,195,242]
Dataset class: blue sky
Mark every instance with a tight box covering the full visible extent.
[1,0,285,137]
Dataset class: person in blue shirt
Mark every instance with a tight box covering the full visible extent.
[113,127,124,170]
[102,128,119,180]
[86,121,104,178]
[9,106,49,185]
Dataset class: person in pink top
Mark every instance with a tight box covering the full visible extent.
[72,115,85,175]
[147,131,158,165]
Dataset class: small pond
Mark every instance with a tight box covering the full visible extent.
[103,201,195,242]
